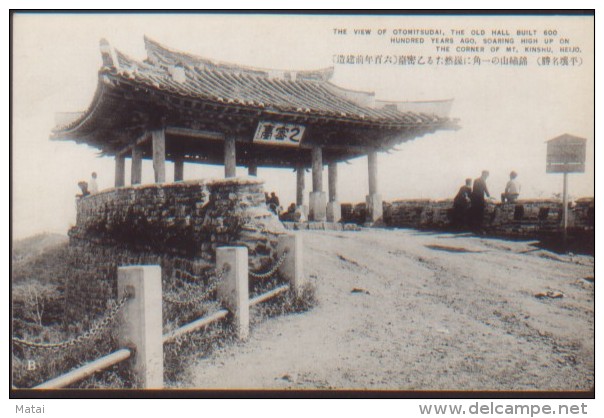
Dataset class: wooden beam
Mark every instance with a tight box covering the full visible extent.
[115,131,151,157]
[165,126,224,141]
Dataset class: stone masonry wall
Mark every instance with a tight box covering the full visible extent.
[341,198,594,237]
[65,177,286,324]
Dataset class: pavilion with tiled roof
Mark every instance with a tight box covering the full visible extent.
[52,37,459,222]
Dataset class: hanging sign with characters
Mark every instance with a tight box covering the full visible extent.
[253,121,306,147]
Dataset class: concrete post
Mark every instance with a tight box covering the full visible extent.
[224,135,237,178]
[248,164,257,177]
[152,129,166,183]
[366,151,382,223]
[327,162,341,222]
[309,146,326,221]
[114,155,125,188]
[277,234,305,293]
[117,265,164,389]
[216,246,249,340]
[131,145,142,185]
[174,158,184,182]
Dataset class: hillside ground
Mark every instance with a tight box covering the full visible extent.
[189,228,594,391]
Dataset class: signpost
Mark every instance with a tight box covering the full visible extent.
[545,134,587,243]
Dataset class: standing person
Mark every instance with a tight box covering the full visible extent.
[501,171,520,203]
[471,170,490,228]
[452,178,473,227]
[89,172,98,194]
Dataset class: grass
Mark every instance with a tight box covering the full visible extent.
[11,234,318,389]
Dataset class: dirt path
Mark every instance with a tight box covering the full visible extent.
[189,229,594,391]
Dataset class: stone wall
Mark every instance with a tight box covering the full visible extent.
[341,198,594,236]
[65,177,286,324]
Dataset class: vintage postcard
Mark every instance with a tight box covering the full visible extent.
[10,11,594,399]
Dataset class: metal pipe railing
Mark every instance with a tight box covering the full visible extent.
[34,348,132,389]
[249,284,290,307]
[163,309,229,344]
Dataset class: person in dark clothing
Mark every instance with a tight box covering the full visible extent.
[267,192,281,214]
[470,170,490,227]
[77,181,90,198]
[452,178,472,227]
[269,192,280,208]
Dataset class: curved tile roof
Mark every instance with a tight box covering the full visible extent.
[53,37,457,139]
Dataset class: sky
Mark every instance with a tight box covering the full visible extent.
[11,13,595,239]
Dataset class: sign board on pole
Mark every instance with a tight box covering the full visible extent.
[253,121,306,147]
[546,134,587,173]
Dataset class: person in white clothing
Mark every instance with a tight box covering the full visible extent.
[501,171,520,203]
[89,172,99,194]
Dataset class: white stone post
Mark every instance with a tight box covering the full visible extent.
[277,234,305,293]
[117,265,164,389]
[216,246,249,340]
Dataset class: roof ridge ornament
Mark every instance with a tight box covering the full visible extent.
[144,35,334,82]
[99,39,120,71]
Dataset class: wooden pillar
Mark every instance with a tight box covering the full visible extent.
[296,165,305,206]
[309,146,326,221]
[562,172,569,243]
[151,129,166,183]
[327,162,341,222]
[311,146,323,192]
[366,150,382,223]
[328,162,338,202]
[248,164,257,177]
[224,135,236,178]
[131,145,142,185]
[114,154,125,188]
[368,151,378,195]
[174,158,184,182]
